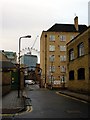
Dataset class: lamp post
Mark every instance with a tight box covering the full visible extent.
[18,35,31,98]
[51,55,54,90]
[44,34,47,88]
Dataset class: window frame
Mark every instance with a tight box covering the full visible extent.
[77,42,84,57]
[78,68,85,80]
[49,35,55,41]
[49,45,55,52]
[60,55,66,61]
[49,55,55,62]
[69,70,74,80]
[60,66,66,73]
[60,35,66,41]
[69,49,74,61]
[60,46,66,51]
[49,66,55,73]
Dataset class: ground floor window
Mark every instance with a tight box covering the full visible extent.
[89,68,90,80]
[78,68,85,80]
[69,70,74,80]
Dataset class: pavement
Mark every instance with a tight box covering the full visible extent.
[1,87,90,117]
[58,89,90,103]
[1,88,32,118]
[2,90,25,115]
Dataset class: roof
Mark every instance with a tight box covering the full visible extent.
[3,51,16,59]
[47,24,87,33]
[22,54,37,58]
[66,25,90,45]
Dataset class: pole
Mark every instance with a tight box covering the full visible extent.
[45,35,47,88]
[18,35,31,98]
[18,37,21,98]
[51,61,53,89]
[51,55,54,89]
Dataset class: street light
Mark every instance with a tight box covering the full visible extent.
[44,34,47,88]
[51,55,54,90]
[18,35,31,98]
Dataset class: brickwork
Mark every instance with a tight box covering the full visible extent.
[67,27,90,93]
[2,71,11,95]
[40,31,80,88]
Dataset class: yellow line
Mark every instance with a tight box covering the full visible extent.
[56,92,88,104]
[15,106,33,116]
[0,114,15,117]
[0,106,33,117]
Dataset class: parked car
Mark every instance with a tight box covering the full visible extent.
[25,79,35,85]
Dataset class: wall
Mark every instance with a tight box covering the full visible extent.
[2,71,11,96]
[67,27,90,93]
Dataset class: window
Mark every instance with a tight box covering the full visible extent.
[60,76,66,83]
[49,76,55,84]
[89,68,90,80]
[60,35,66,41]
[89,38,90,53]
[60,66,66,73]
[69,71,74,80]
[49,55,55,62]
[49,35,55,41]
[49,66,55,72]
[49,45,55,51]
[69,49,74,61]
[60,46,66,51]
[60,55,66,61]
[78,42,84,57]
[78,68,85,80]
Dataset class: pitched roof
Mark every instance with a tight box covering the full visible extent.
[47,24,87,33]
[66,25,90,45]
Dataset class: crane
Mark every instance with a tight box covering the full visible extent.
[31,35,39,50]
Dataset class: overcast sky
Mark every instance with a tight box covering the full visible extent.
[0,0,89,63]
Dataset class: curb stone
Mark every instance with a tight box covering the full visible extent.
[58,91,89,102]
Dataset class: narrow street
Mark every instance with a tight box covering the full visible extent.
[15,84,89,118]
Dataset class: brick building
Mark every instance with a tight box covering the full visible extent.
[0,51,15,95]
[40,16,87,89]
[66,26,90,93]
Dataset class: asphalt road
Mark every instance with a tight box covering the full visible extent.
[16,84,89,118]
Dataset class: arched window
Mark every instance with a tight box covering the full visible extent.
[78,68,85,80]
[78,42,84,57]
[69,49,74,61]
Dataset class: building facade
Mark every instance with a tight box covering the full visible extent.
[0,51,16,95]
[88,1,90,25]
[67,26,90,93]
[2,50,17,64]
[40,16,87,88]
[21,54,38,71]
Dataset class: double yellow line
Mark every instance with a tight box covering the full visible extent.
[0,106,33,117]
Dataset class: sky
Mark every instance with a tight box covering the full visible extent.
[0,0,89,63]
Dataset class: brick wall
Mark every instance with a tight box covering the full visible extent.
[2,71,11,95]
[67,27,90,94]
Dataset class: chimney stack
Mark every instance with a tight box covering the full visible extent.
[74,16,78,31]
